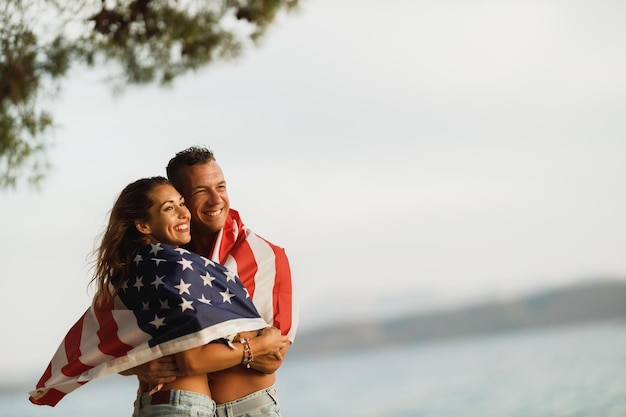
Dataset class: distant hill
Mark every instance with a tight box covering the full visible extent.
[289,279,626,356]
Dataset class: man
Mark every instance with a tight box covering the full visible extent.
[135,146,298,416]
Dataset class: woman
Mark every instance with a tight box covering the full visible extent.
[30,177,289,416]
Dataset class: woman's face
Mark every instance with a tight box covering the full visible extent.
[137,184,191,247]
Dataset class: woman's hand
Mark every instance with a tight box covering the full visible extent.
[248,327,290,360]
[239,327,290,373]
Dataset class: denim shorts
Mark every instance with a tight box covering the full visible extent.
[133,389,216,417]
[215,385,281,417]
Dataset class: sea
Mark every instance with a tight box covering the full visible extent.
[4,321,626,417]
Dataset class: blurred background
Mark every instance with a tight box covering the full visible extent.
[2,0,626,416]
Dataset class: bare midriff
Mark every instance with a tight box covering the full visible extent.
[140,374,212,397]
[209,366,275,404]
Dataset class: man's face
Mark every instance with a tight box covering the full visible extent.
[177,161,230,235]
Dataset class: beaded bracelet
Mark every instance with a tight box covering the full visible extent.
[240,338,253,368]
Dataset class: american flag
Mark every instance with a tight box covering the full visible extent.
[209,209,298,342]
[29,243,269,407]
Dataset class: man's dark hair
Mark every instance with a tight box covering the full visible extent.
[166,145,216,190]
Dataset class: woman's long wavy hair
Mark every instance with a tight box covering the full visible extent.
[91,176,171,307]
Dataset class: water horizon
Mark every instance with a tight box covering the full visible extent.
[7,321,626,417]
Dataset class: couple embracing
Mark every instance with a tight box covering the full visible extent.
[30,146,299,417]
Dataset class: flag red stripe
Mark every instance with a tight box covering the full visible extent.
[34,363,52,390]
[271,245,293,335]
[94,306,134,357]
[217,212,237,260]
[29,387,66,406]
[230,237,258,297]
[60,312,92,377]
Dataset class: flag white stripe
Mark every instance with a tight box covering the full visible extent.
[247,234,277,326]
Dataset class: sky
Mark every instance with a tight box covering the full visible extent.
[3,0,626,378]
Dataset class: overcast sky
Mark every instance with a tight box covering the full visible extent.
[3,0,626,378]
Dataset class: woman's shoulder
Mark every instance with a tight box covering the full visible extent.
[135,242,181,258]
[134,243,230,274]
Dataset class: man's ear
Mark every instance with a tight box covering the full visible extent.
[135,220,151,236]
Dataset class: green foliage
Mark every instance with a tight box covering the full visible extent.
[0,0,298,189]
[0,8,73,189]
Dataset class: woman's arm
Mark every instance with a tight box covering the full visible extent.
[176,327,289,375]
[174,340,244,375]
[126,327,288,383]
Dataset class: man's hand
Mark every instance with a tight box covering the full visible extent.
[120,355,183,385]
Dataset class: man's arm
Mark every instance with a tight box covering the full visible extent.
[119,355,182,385]
[124,327,288,384]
